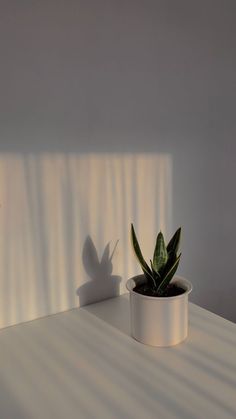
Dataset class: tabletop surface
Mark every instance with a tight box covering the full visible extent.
[0,294,235,419]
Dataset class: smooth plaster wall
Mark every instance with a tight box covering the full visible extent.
[0,152,172,328]
[0,0,236,323]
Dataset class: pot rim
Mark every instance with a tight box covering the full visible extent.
[126,274,192,301]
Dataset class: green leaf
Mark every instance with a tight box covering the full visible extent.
[166,227,181,256]
[159,252,176,278]
[141,268,156,288]
[150,260,161,287]
[131,224,156,287]
[150,259,155,273]
[157,253,181,295]
[153,232,168,273]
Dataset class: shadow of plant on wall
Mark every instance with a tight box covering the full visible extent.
[77,236,121,306]
[0,152,171,328]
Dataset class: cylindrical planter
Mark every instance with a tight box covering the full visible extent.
[126,274,192,347]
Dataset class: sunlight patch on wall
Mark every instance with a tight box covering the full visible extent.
[0,153,172,328]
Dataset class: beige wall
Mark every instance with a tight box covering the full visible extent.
[0,1,236,322]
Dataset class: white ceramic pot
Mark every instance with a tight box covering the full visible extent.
[126,274,192,347]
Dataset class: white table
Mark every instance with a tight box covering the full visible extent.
[0,295,235,419]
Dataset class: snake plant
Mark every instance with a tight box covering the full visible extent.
[131,224,182,296]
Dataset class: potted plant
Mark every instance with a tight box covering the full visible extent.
[126,225,192,347]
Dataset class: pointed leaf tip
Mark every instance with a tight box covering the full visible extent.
[130,224,152,275]
[167,227,182,255]
[153,231,168,273]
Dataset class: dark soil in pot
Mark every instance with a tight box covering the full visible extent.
[133,283,185,297]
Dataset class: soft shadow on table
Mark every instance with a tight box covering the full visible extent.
[189,307,236,343]
[77,236,121,307]
[0,378,28,419]
[82,294,130,336]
